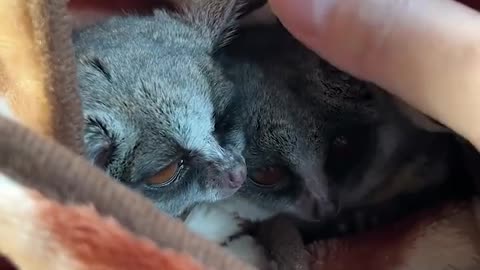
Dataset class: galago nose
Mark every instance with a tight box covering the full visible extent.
[227,165,247,189]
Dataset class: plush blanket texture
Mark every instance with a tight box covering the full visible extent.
[0,0,479,270]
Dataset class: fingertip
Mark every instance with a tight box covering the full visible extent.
[268,0,379,81]
[268,0,337,44]
[268,0,345,73]
[268,0,314,34]
[271,0,480,152]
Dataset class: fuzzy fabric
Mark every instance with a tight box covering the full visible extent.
[0,173,205,270]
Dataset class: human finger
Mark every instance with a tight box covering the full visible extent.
[269,0,480,149]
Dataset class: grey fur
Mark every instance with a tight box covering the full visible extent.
[74,0,248,217]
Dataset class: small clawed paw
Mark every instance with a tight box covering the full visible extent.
[221,217,258,244]
[234,215,257,234]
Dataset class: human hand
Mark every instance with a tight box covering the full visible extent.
[268,0,480,149]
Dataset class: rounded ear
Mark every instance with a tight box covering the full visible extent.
[237,0,267,18]
[171,0,246,48]
[392,97,451,133]
[370,85,451,133]
[238,0,278,26]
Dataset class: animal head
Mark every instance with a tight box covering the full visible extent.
[74,0,248,217]
[243,71,455,223]
[229,74,338,221]
[217,24,458,222]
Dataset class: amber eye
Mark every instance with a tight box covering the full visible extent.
[250,166,288,187]
[145,159,184,187]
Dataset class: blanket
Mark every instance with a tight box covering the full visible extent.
[0,0,479,270]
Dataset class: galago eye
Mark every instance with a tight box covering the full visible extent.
[250,166,289,187]
[145,159,185,187]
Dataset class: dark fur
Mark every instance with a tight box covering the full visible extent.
[216,23,463,224]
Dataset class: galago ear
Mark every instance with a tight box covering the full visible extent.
[371,85,450,133]
[170,0,246,49]
[392,97,450,133]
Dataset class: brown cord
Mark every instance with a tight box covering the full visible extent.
[0,116,254,270]
[26,0,85,154]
